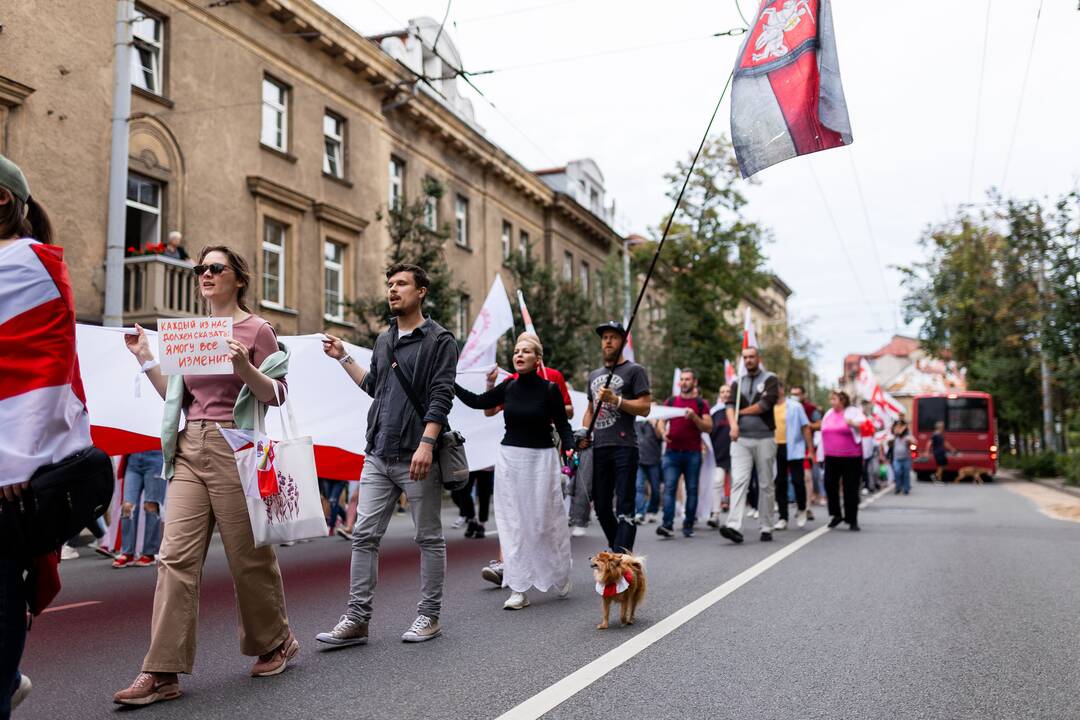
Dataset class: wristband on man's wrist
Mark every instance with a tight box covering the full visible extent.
[339,354,354,366]
[616,396,624,409]
[139,358,159,373]
[420,436,437,446]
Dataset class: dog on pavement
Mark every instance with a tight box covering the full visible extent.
[590,551,647,630]
[955,466,985,485]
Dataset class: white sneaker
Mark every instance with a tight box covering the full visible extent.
[11,673,30,710]
[504,592,529,610]
[796,510,807,529]
[774,519,788,531]
[570,526,586,538]
[451,516,468,529]
[60,544,79,561]
[557,578,572,598]
[748,508,759,519]
[645,513,658,524]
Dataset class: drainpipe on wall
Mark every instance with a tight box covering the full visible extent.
[103,0,133,327]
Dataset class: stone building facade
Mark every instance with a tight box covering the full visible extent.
[0,0,621,338]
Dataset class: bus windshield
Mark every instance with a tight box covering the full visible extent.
[917,397,990,433]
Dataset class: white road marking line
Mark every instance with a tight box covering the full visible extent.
[495,486,894,720]
[42,600,102,614]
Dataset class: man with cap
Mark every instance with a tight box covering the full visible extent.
[581,321,652,553]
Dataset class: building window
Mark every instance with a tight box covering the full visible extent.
[125,173,162,251]
[595,271,604,305]
[261,76,289,151]
[519,230,529,261]
[389,157,405,210]
[456,294,470,338]
[131,9,164,95]
[562,251,573,282]
[501,221,512,263]
[454,194,469,247]
[424,182,438,230]
[323,111,345,178]
[590,188,601,214]
[262,219,287,307]
[324,240,345,321]
[580,260,590,294]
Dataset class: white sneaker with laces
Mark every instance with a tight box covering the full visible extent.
[451,516,467,529]
[504,592,529,610]
[60,544,79,561]
[796,510,807,529]
[401,614,441,642]
[748,508,759,519]
[774,519,788,531]
[570,526,586,537]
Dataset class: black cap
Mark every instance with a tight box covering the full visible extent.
[595,320,627,338]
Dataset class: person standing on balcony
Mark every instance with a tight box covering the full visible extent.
[162,231,189,261]
[115,245,298,706]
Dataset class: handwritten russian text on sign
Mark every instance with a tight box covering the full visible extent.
[157,317,233,375]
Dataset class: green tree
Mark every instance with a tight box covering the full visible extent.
[634,135,769,398]
[349,178,465,346]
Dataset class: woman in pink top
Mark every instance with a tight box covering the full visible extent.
[115,246,297,707]
[820,390,865,531]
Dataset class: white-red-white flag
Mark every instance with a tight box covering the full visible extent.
[855,358,904,421]
[457,275,514,372]
[0,239,92,487]
[737,307,760,376]
[622,317,635,363]
[517,289,536,336]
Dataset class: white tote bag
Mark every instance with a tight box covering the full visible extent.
[218,386,326,547]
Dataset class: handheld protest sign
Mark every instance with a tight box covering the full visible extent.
[157,317,233,375]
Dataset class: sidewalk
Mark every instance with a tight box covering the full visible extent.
[997,467,1080,500]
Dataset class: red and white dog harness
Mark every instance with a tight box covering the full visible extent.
[595,569,634,597]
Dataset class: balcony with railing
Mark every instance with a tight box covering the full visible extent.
[123,255,203,326]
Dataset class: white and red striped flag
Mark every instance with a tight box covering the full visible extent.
[737,307,760,376]
[0,239,92,487]
[724,359,736,386]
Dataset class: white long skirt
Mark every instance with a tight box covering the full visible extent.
[494,445,572,593]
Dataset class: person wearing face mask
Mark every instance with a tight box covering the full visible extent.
[115,245,297,706]
[452,333,575,611]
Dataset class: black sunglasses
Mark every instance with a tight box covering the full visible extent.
[192,263,231,276]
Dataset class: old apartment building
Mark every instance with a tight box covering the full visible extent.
[0,0,622,338]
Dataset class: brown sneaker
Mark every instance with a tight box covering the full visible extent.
[251,631,299,677]
[113,672,180,706]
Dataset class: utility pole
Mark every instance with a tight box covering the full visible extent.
[103,0,133,327]
[1037,251,1056,452]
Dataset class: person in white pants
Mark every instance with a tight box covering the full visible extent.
[719,347,780,544]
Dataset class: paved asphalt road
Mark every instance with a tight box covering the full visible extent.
[21,479,1080,720]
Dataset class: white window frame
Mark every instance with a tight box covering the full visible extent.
[389,157,405,210]
[323,240,345,322]
[125,173,162,249]
[131,9,163,95]
[261,76,289,151]
[455,194,469,247]
[501,221,512,263]
[519,230,529,261]
[456,294,470,338]
[580,260,590,294]
[563,251,573,282]
[424,183,438,230]
[262,219,287,308]
[323,111,345,178]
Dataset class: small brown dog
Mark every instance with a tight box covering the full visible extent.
[955,466,985,485]
[590,551,647,630]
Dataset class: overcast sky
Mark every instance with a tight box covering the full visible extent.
[317,0,1079,384]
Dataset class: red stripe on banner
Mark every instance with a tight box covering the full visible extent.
[29,244,86,404]
[90,425,365,481]
[767,51,845,157]
[0,297,79,402]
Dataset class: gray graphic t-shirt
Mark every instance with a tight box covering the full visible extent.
[587,361,651,448]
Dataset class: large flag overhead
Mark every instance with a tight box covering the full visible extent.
[730,0,853,177]
[457,274,514,372]
[855,358,905,421]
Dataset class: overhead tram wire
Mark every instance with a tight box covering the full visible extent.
[583,71,735,440]
[806,161,886,335]
[846,151,899,333]
[452,0,578,24]
[1000,0,1044,193]
[967,0,993,202]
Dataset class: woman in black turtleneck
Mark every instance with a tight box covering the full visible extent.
[454,333,575,611]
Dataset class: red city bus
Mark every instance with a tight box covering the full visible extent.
[911,391,997,482]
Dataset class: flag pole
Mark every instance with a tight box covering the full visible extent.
[586,71,735,439]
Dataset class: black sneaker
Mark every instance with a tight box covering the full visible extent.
[706,518,719,529]
[828,516,844,528]
[760,532,773,542]
[472,523,486,539]
[849,524,861,532]
[719,526,744,544]
[465,520,481,538]
[656,525,674,538]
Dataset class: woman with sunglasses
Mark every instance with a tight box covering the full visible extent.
[114,246,298,706]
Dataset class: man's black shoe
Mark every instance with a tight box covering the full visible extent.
[827,516,844,528]
[760,532,773,542]
[718,526,743,544]
[656,525,673,538]
[849,524,861,532]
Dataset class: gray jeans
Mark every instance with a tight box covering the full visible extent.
[347,455,445,623]
[726,436,777,533]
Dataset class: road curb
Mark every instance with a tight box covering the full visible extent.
[998,467,1080,501]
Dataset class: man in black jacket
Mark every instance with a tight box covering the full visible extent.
[317,263,457,646]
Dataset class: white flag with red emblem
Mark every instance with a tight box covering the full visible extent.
[855,358,904,421]
[457,274,514,373]
[0,239,92,487]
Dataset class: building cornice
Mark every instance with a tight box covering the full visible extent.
[314,202,368,233]
[246,175,314,212]
[0,75,35,107]
[551,192,620,250]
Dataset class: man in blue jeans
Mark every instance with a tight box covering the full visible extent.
[657,369,712,538]
[634,419,663,524]
[113,449,165,568]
